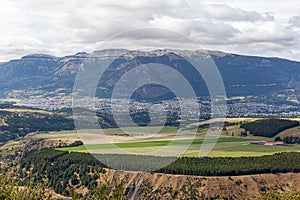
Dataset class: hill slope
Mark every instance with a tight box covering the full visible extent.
[1,50,300,99]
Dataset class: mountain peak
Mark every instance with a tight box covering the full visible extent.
[21,54,57,60]
[196,50,231,57]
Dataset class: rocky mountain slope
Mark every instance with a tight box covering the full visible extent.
[107,170,300,200]
[0,49,300,99]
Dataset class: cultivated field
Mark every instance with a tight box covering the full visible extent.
[3,117,300,157]
[55,117,300,157]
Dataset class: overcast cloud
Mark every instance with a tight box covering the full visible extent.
[0,0,299,61]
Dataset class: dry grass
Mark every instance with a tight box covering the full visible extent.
[278,126,300,137]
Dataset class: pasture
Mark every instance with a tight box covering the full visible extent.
[55,127,300,157]
[6,117,300,158]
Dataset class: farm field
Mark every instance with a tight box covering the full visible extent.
[54,126,300,157]
[57,136,300,157]
[4,117,300,158]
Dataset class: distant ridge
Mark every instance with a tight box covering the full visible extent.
[0,49,300,99]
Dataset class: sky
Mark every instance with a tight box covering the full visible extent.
[0,0,299,62]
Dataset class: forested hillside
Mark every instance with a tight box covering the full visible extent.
[0,105,75,144]
[240,119,299,137]
[17,148,105,197]
[3,149,300,199]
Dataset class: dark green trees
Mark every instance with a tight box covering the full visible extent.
[240,119,299,137]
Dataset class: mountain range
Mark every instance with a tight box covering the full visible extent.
[0,49,300,100]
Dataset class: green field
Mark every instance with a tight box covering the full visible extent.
[56,133,300,157]
[57,137,257,151]
[208,143,300,157]
[47,123,300,157]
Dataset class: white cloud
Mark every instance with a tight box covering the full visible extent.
[289,16,300,27]
[172,3,274,22]
[0,0,299,61]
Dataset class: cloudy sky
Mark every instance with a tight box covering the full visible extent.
[0,0,299,61]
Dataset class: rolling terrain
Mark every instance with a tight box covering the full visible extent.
[4,147,300,199]
[0,105,300,199]
[2,116,300,159]
[1,50,300,199]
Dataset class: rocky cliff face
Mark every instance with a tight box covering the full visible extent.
[102,170,300,200]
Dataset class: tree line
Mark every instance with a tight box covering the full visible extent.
[158,152,300,176]
[275,135,300,144]
[19,149,300,177]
